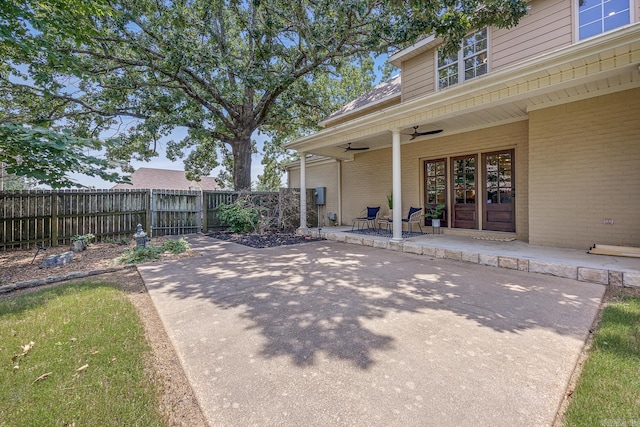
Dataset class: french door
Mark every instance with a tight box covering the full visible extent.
[424,150,515,232]
[483,150,515,232]
[451,155,477,229]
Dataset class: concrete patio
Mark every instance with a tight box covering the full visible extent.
[138,234,614,426]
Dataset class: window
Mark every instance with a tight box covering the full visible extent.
[578,0,631,40]
[437,28,488,90]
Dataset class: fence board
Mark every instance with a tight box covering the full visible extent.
[151,189,202,236]
[0,189,149,250]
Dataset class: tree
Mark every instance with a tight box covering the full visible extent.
[0,124,126,188]
[0,162,38,190]
[2,0,527,190]
[257,57,378,190]
[0,0,130,188]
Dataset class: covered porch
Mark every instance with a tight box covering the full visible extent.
[285,25,640,247]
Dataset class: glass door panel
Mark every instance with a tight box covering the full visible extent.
[424,159,447,227]
[483,150,515,232]
[451,155,477,229]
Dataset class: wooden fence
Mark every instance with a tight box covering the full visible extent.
[0,188,316,250]
[151,190,201,237]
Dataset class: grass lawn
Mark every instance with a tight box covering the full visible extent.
[563,289,640,426]
[0,282,166,427]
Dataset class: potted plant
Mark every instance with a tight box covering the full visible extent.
[424,203,445,228]
[387,192,393,217]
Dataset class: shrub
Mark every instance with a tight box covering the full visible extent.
[116,244,163,265]
[71,233,96,244]
[217,197,260,233]
[115,238,190,264]
[162,237,190,254]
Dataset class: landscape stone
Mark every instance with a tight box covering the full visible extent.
[577,267,609,285]
[498,256,518,270]
[445,250,462,261]
[479,254,498,267]
[518,259,529,272]
[422,246,437,257]
[373,239,388,249]
[609,271,623,287]
[461,251,479,263]
[42,251,74,268]
[403,243,422,255]
[388,241,403,252]
[71,239,86,253]
[345,235,363,245]
[529,261,577,280]
[623,273,640,288]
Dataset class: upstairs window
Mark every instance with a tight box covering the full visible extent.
[578,0,631,40]
[437,28,488,90]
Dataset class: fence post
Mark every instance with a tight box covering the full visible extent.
[145,190,152,238]
[201,191,207,233]
[51,192,58,247]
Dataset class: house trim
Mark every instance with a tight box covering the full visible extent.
[389,35,441,66]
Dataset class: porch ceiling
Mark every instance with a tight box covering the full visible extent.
[286,24,640,158]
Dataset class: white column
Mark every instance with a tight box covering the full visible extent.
[299,153,307,230]
[391,129,403,241]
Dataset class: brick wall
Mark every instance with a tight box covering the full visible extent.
[288,160,340,225]
[529,88,640,249]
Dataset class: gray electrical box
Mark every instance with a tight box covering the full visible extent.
[315,187,326,205]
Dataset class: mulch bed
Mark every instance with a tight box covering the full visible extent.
[207,231,325,248]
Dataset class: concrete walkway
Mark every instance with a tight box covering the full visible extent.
[139,234,608,426]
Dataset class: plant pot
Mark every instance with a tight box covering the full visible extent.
[431,219,441,228]
[389,209,393,218]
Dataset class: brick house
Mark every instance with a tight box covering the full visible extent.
[112,167,219,191]
[284,0,640,250]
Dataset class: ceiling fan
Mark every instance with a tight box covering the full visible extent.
[339,142,369,152]
[404,126,443,140]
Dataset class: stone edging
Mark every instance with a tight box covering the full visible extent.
[300,229,640,288]
[0,265,137,295]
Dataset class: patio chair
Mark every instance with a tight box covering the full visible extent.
[389,207,424,234]
[352,206,381,231]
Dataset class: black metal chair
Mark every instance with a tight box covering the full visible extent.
[352,206,381,231]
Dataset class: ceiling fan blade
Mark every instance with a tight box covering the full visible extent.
[340,143,369,151]
[403,126,444,139]
[416,129,443,136]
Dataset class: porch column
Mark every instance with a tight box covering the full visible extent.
[299,153,307,230]
[391,129,402,242]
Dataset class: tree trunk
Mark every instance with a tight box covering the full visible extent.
[232,136,253,190]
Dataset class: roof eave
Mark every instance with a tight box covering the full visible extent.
[318,92,401,128]
[389,34,441,67]
[284,24,640,152]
